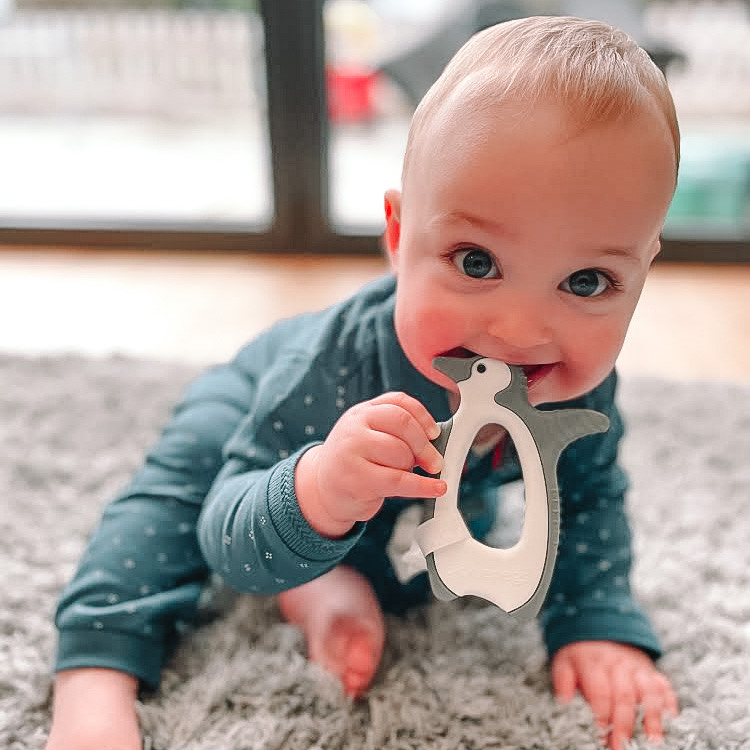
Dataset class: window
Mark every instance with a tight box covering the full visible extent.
[1,0,748,261]
[0,0,273,248]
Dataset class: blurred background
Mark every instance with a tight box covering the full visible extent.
[0,0,748,378]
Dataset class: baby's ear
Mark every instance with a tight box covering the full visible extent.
[383,189,402,267]
[649,237,662,265]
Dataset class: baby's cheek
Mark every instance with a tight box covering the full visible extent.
[409,313,465,384]
[568,344,621,395]
[415,305,461,347]
[578,321,625,367]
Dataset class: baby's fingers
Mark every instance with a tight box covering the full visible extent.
[551,652,578,704]
[608,668,637,750]
[577,666,613,740]
[368,392,441,440]
[365,394,443,475]
[376,464,447,500]
[637,669,679,744]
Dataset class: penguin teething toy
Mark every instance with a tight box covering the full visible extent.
[415,355,610,621]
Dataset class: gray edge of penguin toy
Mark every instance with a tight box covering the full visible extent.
[422,355,610,621]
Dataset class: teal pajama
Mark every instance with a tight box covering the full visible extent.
[54,275,660,689]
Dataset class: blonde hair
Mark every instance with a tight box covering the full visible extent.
[403,16,679,183]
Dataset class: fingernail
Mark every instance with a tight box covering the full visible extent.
[430,453,444,475]
[429,423,441,441]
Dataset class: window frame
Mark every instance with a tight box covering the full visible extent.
[0,0,746,263]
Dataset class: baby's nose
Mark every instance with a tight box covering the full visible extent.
[486,304,552,350]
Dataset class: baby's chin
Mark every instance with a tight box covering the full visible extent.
[426,368,461,395]
[410,357,459,394]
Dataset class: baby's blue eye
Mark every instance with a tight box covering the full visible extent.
[562,269,610,297]
[453,248,499,279]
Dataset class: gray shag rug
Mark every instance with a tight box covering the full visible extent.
[1,354,749,750]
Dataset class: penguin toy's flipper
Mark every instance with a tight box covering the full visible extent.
[416,356,609,620]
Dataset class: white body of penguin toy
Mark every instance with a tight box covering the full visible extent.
[415,355,610,621]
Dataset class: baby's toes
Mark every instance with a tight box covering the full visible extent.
[341,631,380,698]
[315,615,382,698]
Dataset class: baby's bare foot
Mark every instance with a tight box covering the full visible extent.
[278,565,385,698]
[309,613,381,697]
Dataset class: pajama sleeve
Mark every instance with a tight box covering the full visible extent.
[196,450,365,595]
[540,372,661,659]
[54,348,263,689]
[196,349,367,595]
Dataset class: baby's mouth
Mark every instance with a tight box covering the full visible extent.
[440,347,476,359]
[437,348,554,389]
[520,363,554,389]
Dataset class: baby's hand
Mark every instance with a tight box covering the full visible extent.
[45,668,141,750]
[551,640,678,750]
[295,392,446,538]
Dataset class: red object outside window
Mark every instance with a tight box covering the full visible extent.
[326,66,379,123]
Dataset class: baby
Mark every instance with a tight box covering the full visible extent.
[46,16,680,750]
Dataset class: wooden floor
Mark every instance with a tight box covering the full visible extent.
[0,247,748,383]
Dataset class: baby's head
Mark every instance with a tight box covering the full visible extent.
[401,15,679,191]
[384,16,679,404]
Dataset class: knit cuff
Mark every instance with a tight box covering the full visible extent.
[266,445,365,562]
[55,628,165,691]
[543,603,662,661]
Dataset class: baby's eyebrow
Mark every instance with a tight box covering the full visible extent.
[437,209,510,236]
[590,246,642,264]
